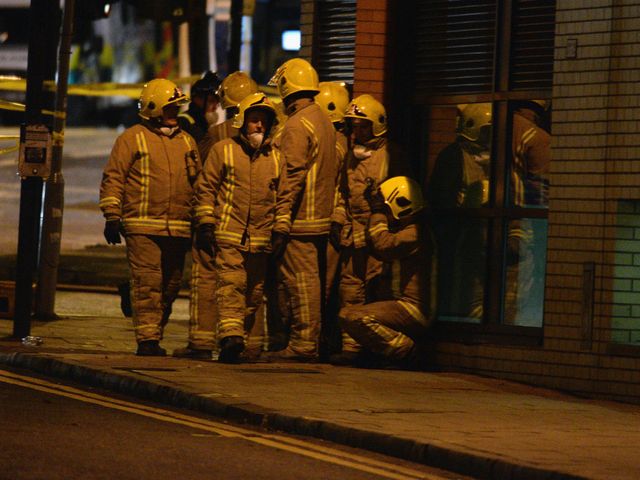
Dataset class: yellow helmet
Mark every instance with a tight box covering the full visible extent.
[232,92,276,129]
[456,103,492,143]
[138,79,189,120]
[268,58,319,100]
[344,94,387,137]
[217,71,259,109]
[379,176,425,219]
[315,81,350,123]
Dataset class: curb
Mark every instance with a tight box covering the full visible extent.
[0,351,587,480]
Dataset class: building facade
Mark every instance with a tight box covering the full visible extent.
[303,0,640,403]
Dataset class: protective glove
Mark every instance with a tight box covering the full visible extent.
[366,189,387,214]
[329,222,343,251]
[104,219,122,245]
[270,231,289,260]
[196,223,217,257]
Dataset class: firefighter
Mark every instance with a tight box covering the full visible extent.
[504,100,551,325]
[193,92,283,363]
[327,94,394,364]
[177,71,222,144]
[428,103,491,322]
[314,81,350,357]
[198,71,259,160]
[174,72,259,360]
[338,176,435,370]
[100,79,200,356]
[266,58,338,362]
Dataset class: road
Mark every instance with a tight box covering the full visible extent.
[0,368,470,480]
[0,127,117,255]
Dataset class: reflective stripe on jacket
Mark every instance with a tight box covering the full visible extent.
[194,135,283,252]
[274,99,337,236]
[99,122,200,238]
[332,136,389,248]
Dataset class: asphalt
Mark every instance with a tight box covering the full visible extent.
[0,290,639,480]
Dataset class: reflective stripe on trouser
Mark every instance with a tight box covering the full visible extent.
[338,246,383,353]
[339,300,428,360]
[503,245,534,325]
[278,236,326,356]
[126,234,189,342]
[215,244,267,348]
[188,240,218,349]
[264,258,289,351]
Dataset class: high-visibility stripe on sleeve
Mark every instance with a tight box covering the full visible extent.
[195,205,214,217]
[99,196,121,209]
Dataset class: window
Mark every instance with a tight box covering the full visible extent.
[408,0,555,335]
[313,0,356,83]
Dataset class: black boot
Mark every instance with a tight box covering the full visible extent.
[172,345,212,360]
[218,336,245,364]
[136,340,166,357]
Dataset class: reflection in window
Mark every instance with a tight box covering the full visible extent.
[428,103,492,323]
[509,100,551,209]
[503,218,547,327]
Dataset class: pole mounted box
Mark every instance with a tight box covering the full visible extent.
[18,124,52,178]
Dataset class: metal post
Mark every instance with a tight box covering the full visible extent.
[35,0,75,320]
[228,0,243,72]
[13,0,61,338]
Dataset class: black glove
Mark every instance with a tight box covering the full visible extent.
[270,231,289,260]
[366,189,387,214]
[104,219,122,245]
[196,223,217,257]
[329,222,343,251]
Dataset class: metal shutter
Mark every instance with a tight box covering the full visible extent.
[510,0,556,90]
[314,0,356,82]
[414,0,498,96]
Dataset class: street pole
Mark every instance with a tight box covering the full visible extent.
[13,0,61,339]
[228,0,243,73]
[35,0,75,320]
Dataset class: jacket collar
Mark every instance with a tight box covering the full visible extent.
[284,97,314,116]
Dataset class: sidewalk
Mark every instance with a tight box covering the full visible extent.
[0,291,638,480]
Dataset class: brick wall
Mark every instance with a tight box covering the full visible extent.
[299,0,314,60]
[353,0,389,101]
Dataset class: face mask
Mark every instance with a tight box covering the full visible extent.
[205,111,219,126]
[352,144,372,160]
[159,126,178,136]
[247,132,264,149]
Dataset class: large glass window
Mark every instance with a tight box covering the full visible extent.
[406,0,555,333]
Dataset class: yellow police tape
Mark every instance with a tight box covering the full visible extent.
[0,74,201,156]
[0,74,201,110]
[0,74,277,157]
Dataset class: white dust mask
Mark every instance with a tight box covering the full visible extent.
[248,132,264,149]
[352,144,372,160]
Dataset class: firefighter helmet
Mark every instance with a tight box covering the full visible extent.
[456,103,492,143]
[268,58,320,100]
[379,176,425,219]
[315,81,350,123]
[138,79,189,120]
[191,71,222,97]
[344,94,387,137]
[232,92,276,129]
[217,71,259,109]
